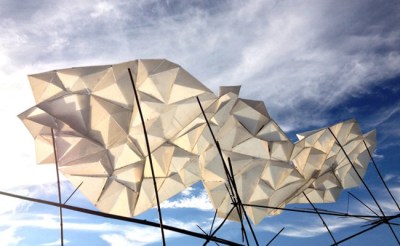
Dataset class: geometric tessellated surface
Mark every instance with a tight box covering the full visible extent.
[19,59,376,224]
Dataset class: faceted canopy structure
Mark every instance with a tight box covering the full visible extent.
[19,59,376,224]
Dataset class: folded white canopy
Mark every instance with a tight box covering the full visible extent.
[19,59,375,224]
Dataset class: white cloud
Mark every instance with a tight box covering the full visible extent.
[261,215,362,238]
[384,174,397,182]
[0,188,31,215]
[367,104,400,128]
[101,234,133,246]
[372,153,384,161]
[161,190,213,211]
[0,227,23,246]
[0,208,202,245]
[101,226,165,246]
[101,218,200,246]
[90,2,116,18]
[1,1,399,172]
[41,239,70,246]
[181,186,195,196]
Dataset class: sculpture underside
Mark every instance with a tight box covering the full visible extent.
[19,59,376,224]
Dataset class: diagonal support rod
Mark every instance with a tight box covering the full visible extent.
[303,192,337,245]
[50,128,64,246]
[203,206,236,246]
[226,158,249,245]
[331,221,383,246]
[63,181,83,205]
[196,97,236,198]
[128,68,166,245]
[348,192,379,217]
[266,227,285,246]
[197,96,259,246]
[197,225,220,246]
[0,190,243,246]
[241,203,379,219]
[227,158,259,246]
[362,140,400,211]
[209,209,218,236]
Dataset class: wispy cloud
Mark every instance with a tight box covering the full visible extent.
[1,0,399,194]
[0,227,23,246]
[181,186,195,196]
[41,239,70,246]
[0,188,31,215]
[260,213,364,239]
[100,220,193,246]
[0,209,205,245]
[161,190,213,211]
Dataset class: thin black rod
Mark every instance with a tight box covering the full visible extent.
[197,225,209,235]
[299,208,373,222]
[235,194,249,245]
[348,192,379,217]
[63,182,83,205]
[196,97,235,197]
[226,160,249,245]
[197,225,220,246]
[195,97,217,145]
[332,222,382,245]
[209,209,218,236]
[241,203,380,219]
[51,128,64,246]
[363,218,395,227]
[196,96,244,244]
[217,142,236,198]
[328,128,400,244]
[224,183,236,207]
[303,192,337,244]
[363,140,400,211]
[0,190,243,246]
[196,225,219,245]
[266,227,285,246]
[128,68,166,245]
[228,158,259,246]
[204,206,236,246]
[196,97,257,245]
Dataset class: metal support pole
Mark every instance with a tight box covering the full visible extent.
[203,206,236,246]
[266,227,285,246]
[241,203,379,219]
[50,128,64,246]
[227,158,259,246]
[197,97,259,246]
[63,182,83,205]
[348,192,379,217]
[0,190,243,246]
[128,68,166,245]
[362,140,400,211]
[303,192,337,245]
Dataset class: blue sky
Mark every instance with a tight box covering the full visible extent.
[0,0,400,245]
